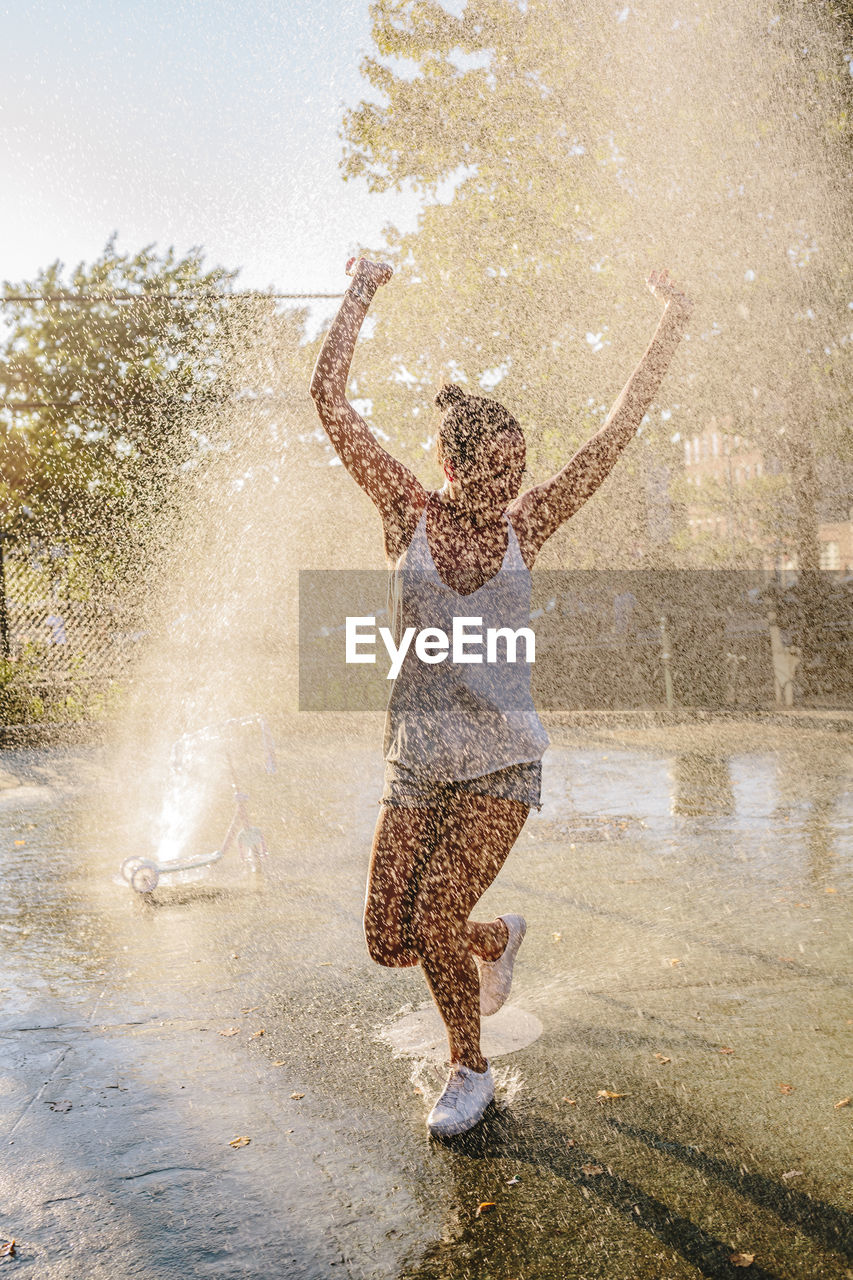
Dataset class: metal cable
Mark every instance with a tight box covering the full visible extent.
[1,291,345,303]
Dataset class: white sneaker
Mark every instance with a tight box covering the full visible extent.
[427,1062,494,1137]
[478,914,527,1016]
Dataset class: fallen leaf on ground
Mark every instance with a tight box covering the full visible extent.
[718,1047,735,1055]
[506,1175,521,1186]
[668,958,681,967]
[272,1060,287,1067]
[581,1163,605,1176]
[654,1054,671,1064]
[834,1097,850,1109]
[46,1100,72,1112]
[475,1202,496,1216]
[824,887,837,894]
[0,1239,15,1257]
[291,1092,305,1100]
[228,1136,251,1148]
[219,1027,239,1037]
[778,1083,794,1094]
[561,1097,577,1106]
[781,1170,803,1181]
[730,1251,755,1267]
[596,1090,627,1102]
[249,1028,265,1039]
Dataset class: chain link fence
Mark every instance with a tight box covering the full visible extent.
[0,541,142,724]
[2,544,851,726]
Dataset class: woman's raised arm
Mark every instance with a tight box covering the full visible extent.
[309,257,426,543]
[511,268,694,558]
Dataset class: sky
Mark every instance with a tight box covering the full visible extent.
[0,0,430,331]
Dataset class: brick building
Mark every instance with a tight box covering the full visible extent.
[682,416,853,571]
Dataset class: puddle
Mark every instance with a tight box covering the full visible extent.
[377,1001,543,1063]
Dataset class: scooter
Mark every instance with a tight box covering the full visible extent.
[120,715,276,895]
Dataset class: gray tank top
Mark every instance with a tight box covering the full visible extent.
[383,498,550,779]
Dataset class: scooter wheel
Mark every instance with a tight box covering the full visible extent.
[238,827,267,858]
[130,860,160,894]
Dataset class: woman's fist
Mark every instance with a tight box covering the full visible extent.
[346,256,394,289]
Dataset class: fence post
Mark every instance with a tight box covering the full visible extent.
[0,532,9,659]
[767,608,800,707]
[659,614,674,709]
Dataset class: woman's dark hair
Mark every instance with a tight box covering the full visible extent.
[434,383,523,471]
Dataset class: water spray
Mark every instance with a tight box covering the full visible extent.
[120,714,276,894]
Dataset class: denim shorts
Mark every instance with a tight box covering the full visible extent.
[381,759,542,811]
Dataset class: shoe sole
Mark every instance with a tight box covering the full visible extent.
[479,915,527,1017]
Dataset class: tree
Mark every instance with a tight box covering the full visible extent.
[338,0,853,569]
[0,238,258,582]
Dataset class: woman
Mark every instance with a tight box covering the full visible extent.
[310,258,693,1137]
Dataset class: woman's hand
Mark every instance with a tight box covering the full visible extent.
[647,267,693,326]
[346,256,394,290]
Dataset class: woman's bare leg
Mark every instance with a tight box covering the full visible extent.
[364,803,512,966]
[466,911,509,961]
[363,804,439,967]
[408,794,529,1071]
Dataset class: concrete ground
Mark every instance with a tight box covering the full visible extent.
[0,721,851,1279]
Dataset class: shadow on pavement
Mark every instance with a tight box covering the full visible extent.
[603,1117,852,1261]
[413,1107,852,1280]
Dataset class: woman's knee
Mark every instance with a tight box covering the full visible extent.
[407,898,465,958]
[363,911,417,968]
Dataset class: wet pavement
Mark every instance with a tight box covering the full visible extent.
[1,721,851,1279]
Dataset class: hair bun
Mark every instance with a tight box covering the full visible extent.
[434,383,468,410]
